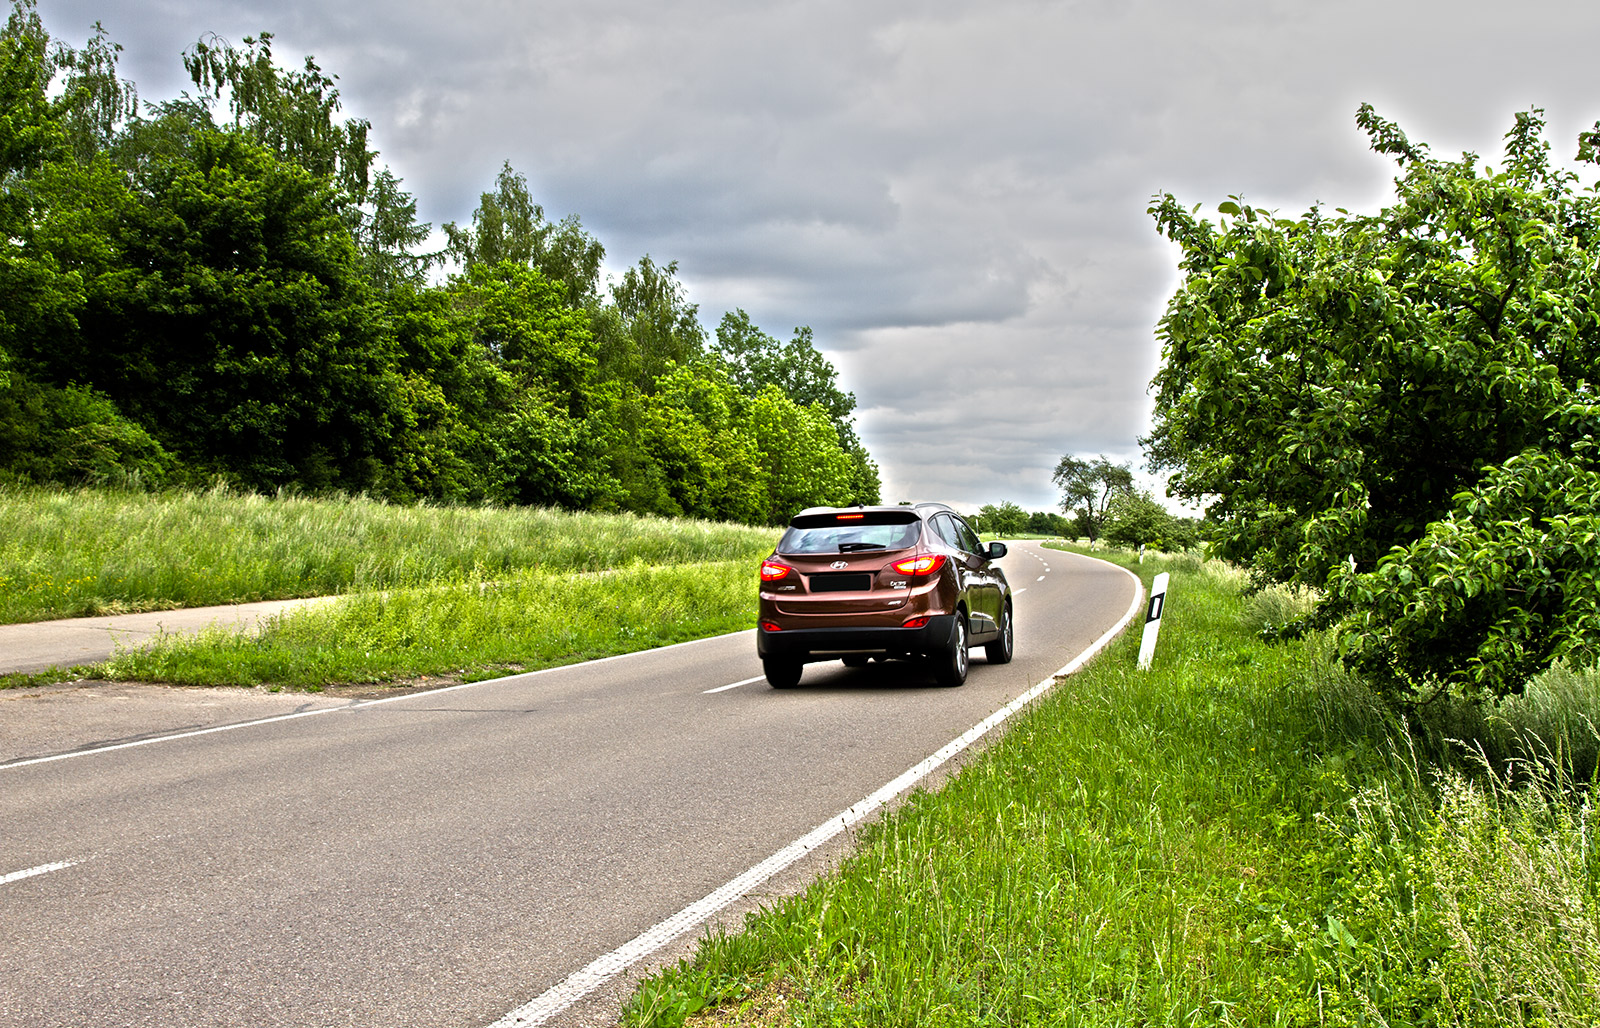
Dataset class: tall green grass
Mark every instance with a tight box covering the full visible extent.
[623,553,1600,1027]
[99,560,756,689]
[0,484,777,624]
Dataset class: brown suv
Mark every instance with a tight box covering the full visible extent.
[756,503,1013,688]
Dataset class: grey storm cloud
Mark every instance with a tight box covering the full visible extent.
[34,0,1600,512]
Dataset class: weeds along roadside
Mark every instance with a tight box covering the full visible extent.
[0,484,778,625]
[91,560,758,690]
[622,548,1600,1028]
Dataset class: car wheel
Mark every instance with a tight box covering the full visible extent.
[841,655,870,668]
[764,658,803,688]
[932,613,969,687]
[984,603,1014,664]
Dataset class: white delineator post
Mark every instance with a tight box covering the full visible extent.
[1137,572,1169,670]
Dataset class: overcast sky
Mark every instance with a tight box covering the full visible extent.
[34,0,1600,512]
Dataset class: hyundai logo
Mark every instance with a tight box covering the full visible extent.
[830,560,849,569]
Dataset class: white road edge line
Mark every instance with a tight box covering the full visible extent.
[1,861,76,886]
[703,676,764,694]
[2,630,756,772]
[489,553,1145,1028]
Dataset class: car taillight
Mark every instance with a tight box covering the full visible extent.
[760,621,782,632]
[903,615,931,628]
[760,559,793,582]
[891,554,946,576]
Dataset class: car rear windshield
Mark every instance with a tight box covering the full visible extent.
[779,511,922,555]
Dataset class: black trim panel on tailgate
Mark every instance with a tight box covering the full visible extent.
[808,572,872,592]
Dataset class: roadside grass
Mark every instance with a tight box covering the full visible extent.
[0,484,778,624]
[96,560,757,690]
[621,551,1600,1027]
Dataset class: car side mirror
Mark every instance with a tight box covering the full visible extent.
[987,542,1007,559]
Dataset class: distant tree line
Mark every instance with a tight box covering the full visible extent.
[967,502,1074,538]
[0,2,879,523]
[1047,455,1200,550]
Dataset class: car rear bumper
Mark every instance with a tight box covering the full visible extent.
[757,614,958,664]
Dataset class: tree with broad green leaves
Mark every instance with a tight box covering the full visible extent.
[1147,105,1600,703]
[596,254,706,391]
[181,31,435,291]
[976,501,1028,537]
[54,124,406,492]
[1027,510,1072,537]
[1051,454,1133,544]
[444,161,604,305]
[712,308,879,506]
[1100,490,1172,549]
[0,5,885,522]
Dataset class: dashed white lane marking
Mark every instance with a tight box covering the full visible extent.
[703,676,763,694]
[1036,576,1046,581]
[1,861,76,886]
[489,559,1146,1028]
[1013,588,1026,595]
[2,630,755,772]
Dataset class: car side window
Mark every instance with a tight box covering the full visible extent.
[953,517,983,555]
[930,513,960,550]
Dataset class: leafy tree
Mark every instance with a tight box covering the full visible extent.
[1026,510,1072,536]
[53,126,406,492]
[633,364,767,522]
[749,384,855,523]
[1147,106,1600,701]
[977,501,1028,536]
[596,255,705,390]
[0,1,63,383]
[444,161,603,303]
[486,390,611,508]
[1101,489,1171,549]
[378,285,505,502]
[183,32,433,292]
[713,309,878,504]
[49,19,137,164]
[0,3,162,486]
[0,376,172,485]
[449,261,597,408]
[353,167,432,290]
[1052,454,1133,543]
[183,32,372,198]
[714,310,855,426]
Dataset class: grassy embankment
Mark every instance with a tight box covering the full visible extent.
[622,546,1600,1027]
[1,485,777,689]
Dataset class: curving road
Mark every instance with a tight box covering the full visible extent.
[0,543,1139,1028]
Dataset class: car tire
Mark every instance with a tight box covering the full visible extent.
[932,613,969,687]
[841,655,870,668]
[764,658,803,688]
[984,603,1014,664]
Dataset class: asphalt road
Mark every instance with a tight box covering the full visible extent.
[0,543,1140,1028]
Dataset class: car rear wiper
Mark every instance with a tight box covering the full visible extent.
[837,542,886,552]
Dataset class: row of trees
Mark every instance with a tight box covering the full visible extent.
[1047,455,1200,550]
[967,502,1074,538]
[0,3,878,523]
[1147,106,1600,703]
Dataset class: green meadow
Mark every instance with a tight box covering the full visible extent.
[0,484,775,624]
[1,485,776,688]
